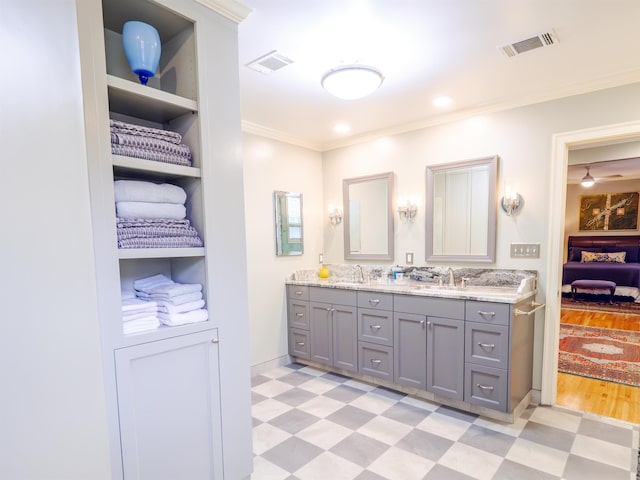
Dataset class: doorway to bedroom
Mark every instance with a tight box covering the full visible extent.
[555,138,640,423]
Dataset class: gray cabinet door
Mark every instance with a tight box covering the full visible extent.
[288,299,310,330]
[289,328,310,359]
[333,304,357,372]
[115,330,223,480]
[310,302,333,364]
[393,312,427,389]
[426,316,464,400]
[358,308,393,346]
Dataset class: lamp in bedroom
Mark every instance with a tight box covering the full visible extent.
[581,166,595,187]
[122,21,161,85]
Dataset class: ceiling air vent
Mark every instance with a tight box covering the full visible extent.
[499,30,558,58]
[246,50,294,74]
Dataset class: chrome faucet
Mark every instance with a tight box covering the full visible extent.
[446,267,456,287]
[354,264,365,284]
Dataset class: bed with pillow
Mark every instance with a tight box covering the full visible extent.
[562,235,640,301]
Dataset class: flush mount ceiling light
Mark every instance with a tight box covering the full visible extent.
[321,65,384,100]
[581,166,595,187]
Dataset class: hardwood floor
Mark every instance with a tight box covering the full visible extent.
[556,307,640,424]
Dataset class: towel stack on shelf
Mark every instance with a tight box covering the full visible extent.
[121,291,160,334]
[133,274,208,326]
[115,179,204,249]
[110,119,192,167]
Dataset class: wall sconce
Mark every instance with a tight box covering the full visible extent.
[328,205,343,226]
[501,186,523,216]
[398,196,418,223]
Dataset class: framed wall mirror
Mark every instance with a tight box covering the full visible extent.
[343,172,394,261]
[426,155,497,263]
[274,191,303,256]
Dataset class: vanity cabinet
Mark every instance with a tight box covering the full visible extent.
[393,312,426,389]
[357,291,394,381]
[426,316,465,400]
[307,287,358,372]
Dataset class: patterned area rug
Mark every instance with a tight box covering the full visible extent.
[558,323,640,386]
[561,294,640,315]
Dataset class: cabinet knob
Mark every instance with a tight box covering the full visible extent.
[370,359,382,365]
[211,338,219,344]
[478,342,495,350]
[326,307,332,312]
[420,320,425,326]
[296,313,304,317]
[369,299,380,305]
[295,290,304,295]
[296,342,305,346]
[370,324,382,330]
[426,321,432,326]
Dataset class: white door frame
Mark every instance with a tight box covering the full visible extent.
[541,119,640,405]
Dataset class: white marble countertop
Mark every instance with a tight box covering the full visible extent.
[286,278,536,304]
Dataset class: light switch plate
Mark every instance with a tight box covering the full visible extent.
[405,252,414,264]
[510,243,540,258]
[319,253,324,264]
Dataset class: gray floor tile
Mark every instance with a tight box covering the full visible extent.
[269,408,321,434]
[326,404,376,430]
[519,420,576,452]
[435,405,478,423]
[252,417,263,427]
[252,390,268,405]
[354,470,389,480]
[396,428,453,462]
[261,436,324,473]
[273,387,317,407]
[423,464,476,480]
[458,424,516,457]
[492,459,560,480]
[285,363,305,370]
[278,371,316,387]
[371,386,406,401]
[382,402,431,427]
[563,453,631,480]
[329,431,391,467]
[323,384,367,403]
[251,374,271,387]
[321,371,351,383]
[577,417,634,447]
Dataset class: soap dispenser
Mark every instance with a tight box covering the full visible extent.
[319,264,330,279]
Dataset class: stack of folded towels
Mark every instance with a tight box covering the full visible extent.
[133,274,208,326]
[114,179,204,249]
[121,291,160,334]
[110,119,192,167]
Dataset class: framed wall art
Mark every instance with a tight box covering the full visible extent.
[579,191,639,231]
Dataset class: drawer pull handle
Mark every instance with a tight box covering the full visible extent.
[296,313,304,317]
[370,359,382,365]
[477,310,496,317]
[370,325,382,330]
[369,299,380,305]
[478,342,495,349]
[476,384,494,391]
[296,342,305,346]
[295,290,304,295]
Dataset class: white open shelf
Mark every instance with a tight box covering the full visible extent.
[118,247,205,259]
[112,155,201,178]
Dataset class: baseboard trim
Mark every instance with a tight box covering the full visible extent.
[250,355,292,377]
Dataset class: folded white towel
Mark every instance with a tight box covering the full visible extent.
[116,202,186,220]
[114,180,187,205]
[136,290,202,305]
[121,298,158,313]
[133,274,173,291]
[123,310,159,322]
[121,290,136,300]
[122,316,160,334]
[157,299,205,314]
[158,309,208,326]
[140,282,202,298]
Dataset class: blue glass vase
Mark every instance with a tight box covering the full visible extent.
[122,21,161,86]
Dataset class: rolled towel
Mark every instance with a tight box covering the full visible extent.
[114,180,187,205]
[136,290,202,305]
[156,299,205,314]
[116,202,186,220]
[158,309,208,326]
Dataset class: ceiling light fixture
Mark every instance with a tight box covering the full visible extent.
[321,65,384,100]
[581,166,595,187]
[433,96,452,107]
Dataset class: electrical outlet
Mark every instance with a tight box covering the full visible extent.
[319,253,324,264]
[405,252,414,264]
[510,243,540,258]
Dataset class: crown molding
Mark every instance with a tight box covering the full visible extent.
[241,121,324,151]
[195,0,252,23]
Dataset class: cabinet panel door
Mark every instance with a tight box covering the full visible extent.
[465,322,509,368]
[289,328,310,359]
[393,312,427,390]
[115,330,223,480]
[310,302,333,365]
[358,308,393,346]
[332,305,357,372]
[288,299,310,330]
[426,317,464,400]
[359,342,393,381]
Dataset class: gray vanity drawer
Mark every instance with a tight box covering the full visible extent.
[394,294,464,319]
[465,301,510,325]
[359,342,393,381]
[287,285,309,301]
[288,299,309,330]
[357,291,393,311]
[289,328,310,359]
[464,363,508,412]
[309,286,357,306]
[465,322,509,368]
[358,308,393,346]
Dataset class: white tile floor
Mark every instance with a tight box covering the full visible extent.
[251,363,640,480]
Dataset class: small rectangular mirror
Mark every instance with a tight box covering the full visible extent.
[274,191,303,256]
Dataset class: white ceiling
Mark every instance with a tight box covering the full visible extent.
[237,0,640,152]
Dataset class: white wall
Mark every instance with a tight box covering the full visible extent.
[243,133,323,368]
[0,1,111,478]
[322,82,640,390]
